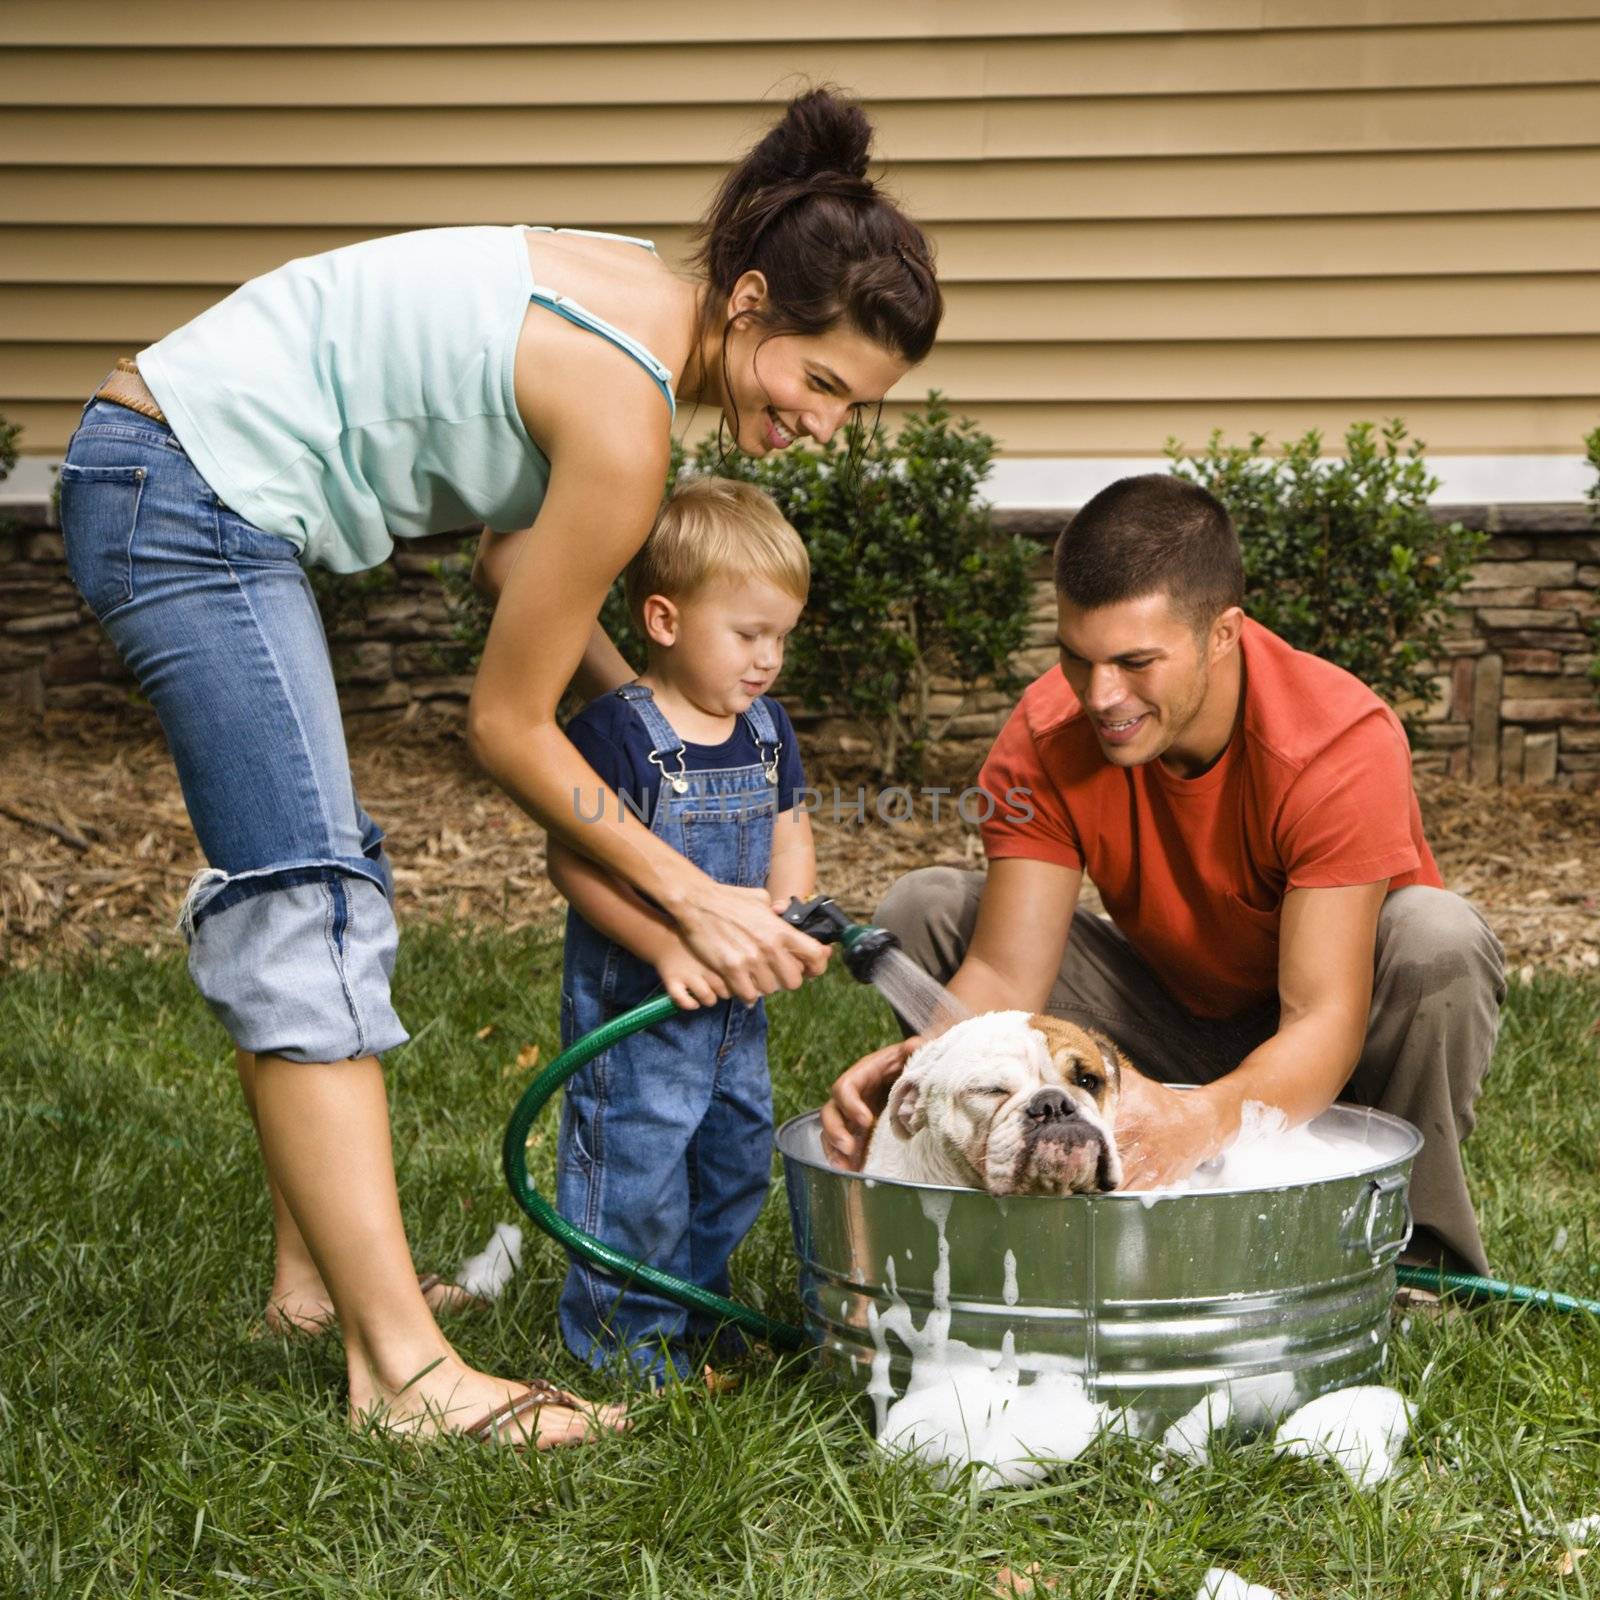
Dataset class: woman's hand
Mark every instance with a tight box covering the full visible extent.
[653,938,731,1011]
[672,880,832,1006]
[819,1036,924,1170]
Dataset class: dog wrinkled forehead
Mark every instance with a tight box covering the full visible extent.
[907,1010,1050,1087]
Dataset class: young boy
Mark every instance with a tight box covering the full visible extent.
[547,476,817,1382]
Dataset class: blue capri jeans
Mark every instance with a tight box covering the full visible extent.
[59,400,408,1062]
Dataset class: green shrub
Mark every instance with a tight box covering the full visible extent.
[1166,419,1487,722]
[0,413,19,483]
[440,397,1033,780]
[692,394,1032,780]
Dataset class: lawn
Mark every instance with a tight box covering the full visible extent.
[3,923,1597,1599]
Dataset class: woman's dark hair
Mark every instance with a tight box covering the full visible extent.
[689,87,943,454]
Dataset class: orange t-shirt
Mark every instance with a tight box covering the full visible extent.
[977,618,1441,1019]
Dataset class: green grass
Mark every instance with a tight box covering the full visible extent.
[2,925,1597,1599]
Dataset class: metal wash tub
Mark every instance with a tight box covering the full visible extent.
[776,1105,1420,1438]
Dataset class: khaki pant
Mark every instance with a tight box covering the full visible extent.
[874,869,1507,1276]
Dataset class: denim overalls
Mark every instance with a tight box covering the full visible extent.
[556,684,782,1380]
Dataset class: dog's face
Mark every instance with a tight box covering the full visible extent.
[881,1013,1123,1195]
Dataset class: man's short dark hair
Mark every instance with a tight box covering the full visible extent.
[1053,474,1244,632]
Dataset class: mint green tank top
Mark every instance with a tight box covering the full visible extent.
[138,226,676,574]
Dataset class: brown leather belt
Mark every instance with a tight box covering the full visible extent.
[95,357,167,425]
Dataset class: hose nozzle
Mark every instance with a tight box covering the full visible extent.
[780,895,900,985]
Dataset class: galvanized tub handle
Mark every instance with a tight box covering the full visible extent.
[1343,1170,1412,1263]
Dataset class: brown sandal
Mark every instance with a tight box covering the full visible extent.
[464,1378,621,1447]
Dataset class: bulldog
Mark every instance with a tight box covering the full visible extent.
[863,1011,1124,1195]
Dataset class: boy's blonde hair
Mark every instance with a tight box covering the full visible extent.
[624,476,810,622]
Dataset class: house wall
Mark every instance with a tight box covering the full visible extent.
[4,2,1599,458]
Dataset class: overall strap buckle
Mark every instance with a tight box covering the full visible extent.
[618,683,691,794]
[647,747,690,796]
[741,698,782,786]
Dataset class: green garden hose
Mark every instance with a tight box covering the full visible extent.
[502,989,809,1351]
[1395,1262,1600,1315]
[500,896,898,1354]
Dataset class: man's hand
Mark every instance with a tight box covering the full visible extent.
[819,1037,924,1170]
[1113,1069,1226,1191]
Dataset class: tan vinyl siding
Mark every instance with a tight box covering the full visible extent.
[5,5,1599,459]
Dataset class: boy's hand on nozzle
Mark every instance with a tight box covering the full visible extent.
[656,940,731,1011]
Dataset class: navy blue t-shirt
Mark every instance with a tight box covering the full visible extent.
[564,690,806,828]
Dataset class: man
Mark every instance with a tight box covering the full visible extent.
[822,474,1504,1274]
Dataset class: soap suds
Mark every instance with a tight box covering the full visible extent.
[1272,1384,1414,1488]
[1161,1389,1234,1468]
[872,1194,1109,1488]
[453,1222,522,1301]
[1140,1100,1377,1200]
[1197,1569,1281,1600]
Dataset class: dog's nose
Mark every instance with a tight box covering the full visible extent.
[1025,1087,1077,1124]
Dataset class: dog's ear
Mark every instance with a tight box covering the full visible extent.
[885,1070,927,1141]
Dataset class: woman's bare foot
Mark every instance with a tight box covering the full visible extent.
[262,1290,338,1336]
[351,1355,630,1450]
[256,1261,338,1336]
[260,1273,485,1337]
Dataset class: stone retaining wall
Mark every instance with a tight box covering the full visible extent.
[0,511,475,718]
[1403,508,1599,788]
[3,501,1596,787]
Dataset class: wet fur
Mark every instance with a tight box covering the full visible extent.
[864,1013,1126,1195]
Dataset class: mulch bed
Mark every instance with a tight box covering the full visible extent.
[3,709,1597,979]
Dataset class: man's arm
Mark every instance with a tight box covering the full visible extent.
[820,857,1082,1167]
[1115,879,1388,1189]
[942,856,1082,1016]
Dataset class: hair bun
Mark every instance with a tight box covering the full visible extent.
[750,87,873,187]
[691,82,942,370]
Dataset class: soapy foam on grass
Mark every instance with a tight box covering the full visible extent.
[453,1221,522,1301]
[1197,1569,1281,1600]
[1160,1388,1235,1468]
[1272,1384,1414,1488]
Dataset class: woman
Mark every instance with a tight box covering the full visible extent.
[59,88,942,1447]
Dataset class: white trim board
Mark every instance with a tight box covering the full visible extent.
[984,455,1593,510]
[2,457,59,506]
[3,453,1591,511]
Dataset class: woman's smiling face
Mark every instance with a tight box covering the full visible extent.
[715,273,912,455]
